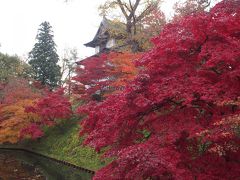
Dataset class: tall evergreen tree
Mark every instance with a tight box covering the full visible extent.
[29,21,61,88]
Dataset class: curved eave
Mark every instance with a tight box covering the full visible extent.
[84,41,97,48]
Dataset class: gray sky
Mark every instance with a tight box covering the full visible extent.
[0,0,177,59]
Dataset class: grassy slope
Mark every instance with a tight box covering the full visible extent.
[18,117,106,171]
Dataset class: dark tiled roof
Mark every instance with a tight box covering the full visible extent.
[84,17,125,48]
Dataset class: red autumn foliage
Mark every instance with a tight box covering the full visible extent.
[25,88,72,124]
[21,88,72,139]
[73,52,140,100]
[78,1,240,179]
[20,123,44,140]
[31,80,47,90]
[0,78,42,143]
[0,78,41,105]
[73,53,111,100]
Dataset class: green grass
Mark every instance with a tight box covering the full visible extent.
[18,117,106,171]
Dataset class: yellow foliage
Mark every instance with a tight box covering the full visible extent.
[0,99,40,144]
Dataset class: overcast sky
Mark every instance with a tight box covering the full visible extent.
[0,0,177,60]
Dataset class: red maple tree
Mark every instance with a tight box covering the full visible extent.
[78,1,240,179]
[73,52,141,100]
[21,88,72,139]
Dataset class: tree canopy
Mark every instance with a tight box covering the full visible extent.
[0,52,31,83]
[29,21,61,89]
[79,1,240,179]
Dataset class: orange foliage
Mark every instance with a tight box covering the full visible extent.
[0,77,42,144]
[74,52,142,100]
[0,99,40,144]
[107,52,142,94]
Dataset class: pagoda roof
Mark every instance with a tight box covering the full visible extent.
[84,17,125,48]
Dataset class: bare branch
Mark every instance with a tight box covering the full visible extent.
[128,0,141,19]
[117,0,129,18]
[135,3,155,22]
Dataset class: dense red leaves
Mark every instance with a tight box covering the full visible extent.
[25,88,72,123]
[73,54,113,100]
[21,88,72,139]
[78,1,240,179]
[20,123,44,140]
[0,78,40,105]
[73,52,140,100]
